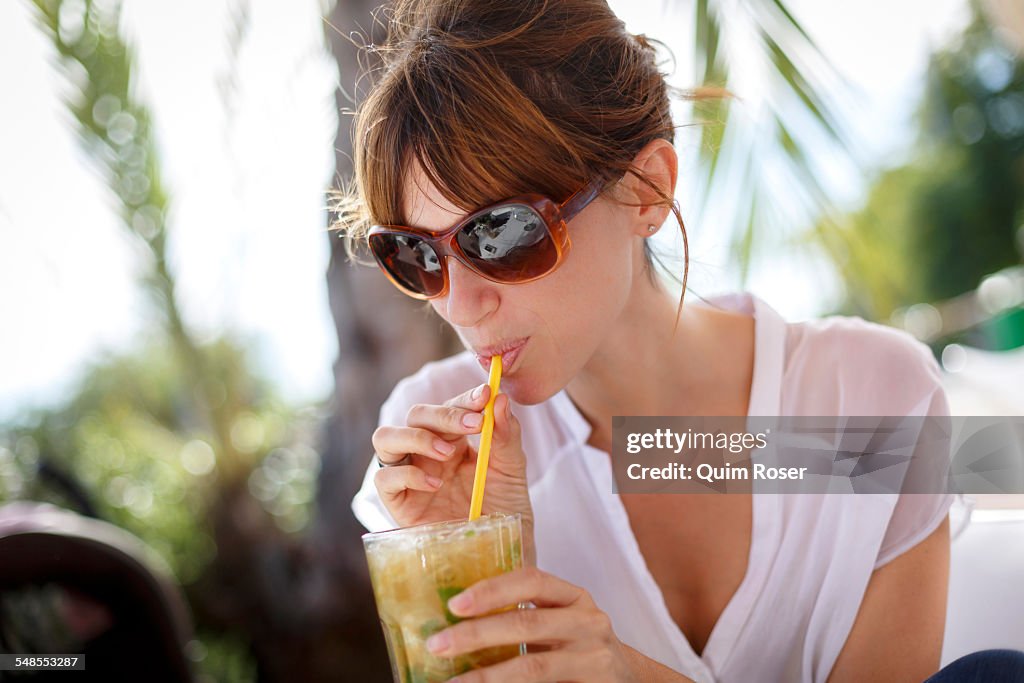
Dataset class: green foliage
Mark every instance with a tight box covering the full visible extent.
[913,27,1024,301]
[196,628,259,682]
[0,337,323,682]
[13,0,338,680]
[27,0,250,481]
[0,337,312,584]
[820,5,1024,320]
[30,0,171,266]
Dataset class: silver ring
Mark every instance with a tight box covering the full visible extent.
[377,453,413,469]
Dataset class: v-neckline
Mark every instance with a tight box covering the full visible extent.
[554,293,788,681]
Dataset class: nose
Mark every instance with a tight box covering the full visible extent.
[438,257,499,328]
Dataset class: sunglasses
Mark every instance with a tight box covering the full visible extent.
[367,178,607,299]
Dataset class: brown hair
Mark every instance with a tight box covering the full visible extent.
[333,0,720,319]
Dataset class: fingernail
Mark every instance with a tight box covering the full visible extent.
[426,630,451,654]
[462,412,482,429]
[426,475,443,489]
[434,439,455,456]
[448,591,472,614]
[471,384,484,400]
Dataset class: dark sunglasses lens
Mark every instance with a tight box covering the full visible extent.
[456,204,557,281]
[368,232,444,297]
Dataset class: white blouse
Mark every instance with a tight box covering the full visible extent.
[351,292,955,683]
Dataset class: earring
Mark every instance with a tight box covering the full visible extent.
[647,224,657,233]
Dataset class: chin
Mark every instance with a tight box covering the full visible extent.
[502,371,564,407]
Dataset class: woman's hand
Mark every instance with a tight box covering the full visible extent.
[422,567,638,683]
[371,384,536,562]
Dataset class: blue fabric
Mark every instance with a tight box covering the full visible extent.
[924,649,1024,682]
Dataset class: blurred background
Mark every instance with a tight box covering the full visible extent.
[0,0,1022,680]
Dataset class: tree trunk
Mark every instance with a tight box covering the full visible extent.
[316,0,459,568]
[313,0,460,676]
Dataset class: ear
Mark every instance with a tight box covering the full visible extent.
[621,138,678,236]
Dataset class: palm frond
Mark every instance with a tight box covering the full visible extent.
[28,0,247,480]
[686,0,855,289]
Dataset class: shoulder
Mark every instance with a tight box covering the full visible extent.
[789,314,937,372]
[783,314,944,414]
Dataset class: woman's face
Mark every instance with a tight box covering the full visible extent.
[401,162,644,405]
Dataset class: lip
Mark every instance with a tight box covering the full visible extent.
[474,337,528,373]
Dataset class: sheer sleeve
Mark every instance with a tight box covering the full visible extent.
[873,355,955,570]
[349,387,409,533]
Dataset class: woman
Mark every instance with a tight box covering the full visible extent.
[340,1,1016,681]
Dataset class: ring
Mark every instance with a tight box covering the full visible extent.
[377,453,413,468]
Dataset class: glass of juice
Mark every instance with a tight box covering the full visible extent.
[363,512,526,683]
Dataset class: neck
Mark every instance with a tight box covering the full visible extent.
[565,274,712,444]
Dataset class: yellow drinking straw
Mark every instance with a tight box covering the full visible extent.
[468,354,502,521]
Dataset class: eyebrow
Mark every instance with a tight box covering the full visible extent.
[400,199,473,233]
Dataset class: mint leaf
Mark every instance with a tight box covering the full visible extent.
[437,586,465,625]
